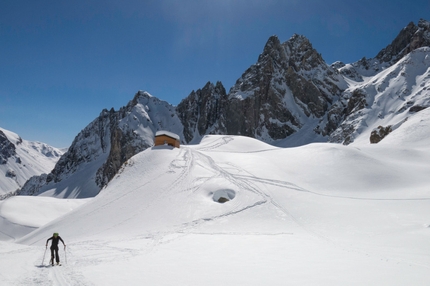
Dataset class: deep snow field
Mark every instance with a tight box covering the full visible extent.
[1,109,430,285]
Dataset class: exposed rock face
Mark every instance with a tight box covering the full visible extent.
[376,19,430,65]
[228,58,295,136]
[18,174,48,196]
[0,130,16,164]
[226,35,299,140]
[370,126,392,144]
[409,105,428,113]
[232,34,345,104]
[176,81,228,143]
[316,88,368,142]
[179,34,347,144]
[59,103,156,190]
[100,91,184,185]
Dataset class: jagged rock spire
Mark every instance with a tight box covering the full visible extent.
[0,130,16,164]
[376,19,430,64]
[176,81,228,143]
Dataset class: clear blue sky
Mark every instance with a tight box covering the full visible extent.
[1,0,429,148]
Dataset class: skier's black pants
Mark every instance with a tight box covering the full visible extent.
[50,247,60,263]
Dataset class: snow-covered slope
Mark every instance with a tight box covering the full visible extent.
[0,196,89,241]
[0,127,63,198]
[325,47,430,145]
[0,109,429,284]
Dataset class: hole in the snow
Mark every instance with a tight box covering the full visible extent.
[213,189,236,203]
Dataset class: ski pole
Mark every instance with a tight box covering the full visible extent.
[64,245,67,264]
[41,246,47,266]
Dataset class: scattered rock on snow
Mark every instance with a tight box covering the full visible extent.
[213,189,236,203]
[217,197,230,203]
[370,125,393,144]
[409,105,428,113]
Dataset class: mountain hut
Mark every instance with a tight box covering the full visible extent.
[154,130,180,148]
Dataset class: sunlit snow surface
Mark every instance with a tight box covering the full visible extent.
[1,109,430,285]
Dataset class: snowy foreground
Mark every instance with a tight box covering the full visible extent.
[1,110,430,285]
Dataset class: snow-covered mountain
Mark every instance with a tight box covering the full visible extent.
[1,105,429,284]
[318,18,430,144]
[18,91,183,198]
[16,19,430,199]
[178,34,348,146]
[336,19,430,81]
[325,47,430,145]
[0,127,63,198]
[178,19,430,147]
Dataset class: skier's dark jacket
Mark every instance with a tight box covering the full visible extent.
[46,236,65,249]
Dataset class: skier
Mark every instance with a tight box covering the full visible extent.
[46,232,66,266]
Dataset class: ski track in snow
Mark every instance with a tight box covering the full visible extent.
[84,143,282,251]
[189,141,430,271]
[93,148,196,239]
[14,247,93,286]
[181,148,422,273]
[234,173,430,201]
[113,146,272,249]
[206,156,337,243]
[18,242,141,286]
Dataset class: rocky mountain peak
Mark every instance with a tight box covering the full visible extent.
[261,35,282,55]
[19,90,183,198]
[418,18,430,29]
[259,34,317,71]
[375,20,430,64]
[337,19,430,81]
[255,35,288,75]
[223,32,347,143]
[0,130,16,165]
[322,24,430,145]
[129,90,153,107]
[285,33,312,51]
[374,19,430,65]
[176,81,228,143]
[282,34,324,71]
